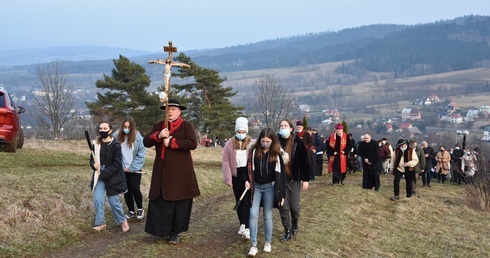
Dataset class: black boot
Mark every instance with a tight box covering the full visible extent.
[291,219,299,235]
[280,227,291,242]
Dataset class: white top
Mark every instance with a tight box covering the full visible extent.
[236,149,247,168]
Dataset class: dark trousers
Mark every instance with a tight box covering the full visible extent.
[421,160,433,186]
[232,167,250,227]
[124,172,143,212]
[332,169,346,184]
[452,165,464,184]
[315,154,323,176]
[394,169,415,197]
[279,179,301,229]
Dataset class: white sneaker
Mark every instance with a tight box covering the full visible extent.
[247,246,258,257]
[238,224,246,235]
[242,228,250,239]
[263,243,272,253]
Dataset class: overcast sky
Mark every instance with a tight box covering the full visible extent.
[2,0,490,52]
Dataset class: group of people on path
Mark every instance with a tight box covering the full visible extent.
[87,100,483,256]
[90,116,146,233]
[89,99,200,245]
[222,118,312,256]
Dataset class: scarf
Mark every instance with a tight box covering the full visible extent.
[160,117,184,160]
[328,132,347,173]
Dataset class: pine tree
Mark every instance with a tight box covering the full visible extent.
[86,55,161,133]
[342,120,348,133]
[168,53,244,141]
[302,116,308,129]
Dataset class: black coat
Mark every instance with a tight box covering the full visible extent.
[279,135,310,182]
[90,138,127,196]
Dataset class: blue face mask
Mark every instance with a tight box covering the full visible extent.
[279,128,291,138]
[236,133,246,140]
[123,128,130,135]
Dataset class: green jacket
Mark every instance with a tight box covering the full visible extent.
[411,146,426,173]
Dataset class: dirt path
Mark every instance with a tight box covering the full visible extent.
[43,190,244,258]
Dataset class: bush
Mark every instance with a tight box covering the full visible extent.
[466,146,490,211]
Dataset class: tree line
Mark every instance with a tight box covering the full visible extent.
[30,55,299,142]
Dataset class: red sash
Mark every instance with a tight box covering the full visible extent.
[328,132,347,173]
[160,117,184,159]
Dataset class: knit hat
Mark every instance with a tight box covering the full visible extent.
[335,123,343,130]
[235,117,249,133]
[296,120,303,126]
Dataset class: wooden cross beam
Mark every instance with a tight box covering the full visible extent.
[149,41,191,128]
[164,41,177,62]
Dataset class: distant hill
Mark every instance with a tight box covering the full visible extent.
[1,15,490,92]
[0,46,153,66]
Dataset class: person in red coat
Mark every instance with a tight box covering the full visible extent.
[143,99,200,244]
[326,123,352,185]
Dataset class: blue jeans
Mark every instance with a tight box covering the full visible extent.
[249,182,274,247]
[357,156,363,171]
[93,180,126,226]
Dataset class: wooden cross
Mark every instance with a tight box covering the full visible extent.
[149,41,191,128]
[163,41,177,62]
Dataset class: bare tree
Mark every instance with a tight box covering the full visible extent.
[251,75,297,130]
[32,61,76,139]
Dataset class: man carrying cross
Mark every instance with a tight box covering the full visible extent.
[144,42,199,245]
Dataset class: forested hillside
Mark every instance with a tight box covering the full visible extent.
[337,15,490,77]
[2,15,490,90]
[191,15,490,75]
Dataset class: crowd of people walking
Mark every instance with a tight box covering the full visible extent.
[86,109,484,257]
[219,120,485,256]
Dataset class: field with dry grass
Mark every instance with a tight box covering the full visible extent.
[1,140,489,257]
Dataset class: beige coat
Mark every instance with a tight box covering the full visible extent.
[435,150,451,175]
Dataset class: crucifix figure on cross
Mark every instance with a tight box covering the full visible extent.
[149,41,191,128]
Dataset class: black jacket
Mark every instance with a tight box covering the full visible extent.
[90,138,127,196]
[279,134,310,182]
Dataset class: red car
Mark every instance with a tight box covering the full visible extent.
[0,89,25,152]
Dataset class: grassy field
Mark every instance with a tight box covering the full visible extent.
[1,140,489,257]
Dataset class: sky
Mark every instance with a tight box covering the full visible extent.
[2,0,490,53]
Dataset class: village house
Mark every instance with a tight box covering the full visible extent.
[446,102,459,113]
[323,109,340,118]
[449,113,464,124]
[401,108,412,120]
[399,122,413,131]
[407,127,423,138]
[464,109,479,122]
[409,108,422,120]
[299,104,310,112]
[479,105,490,116]
[385,123,393,133]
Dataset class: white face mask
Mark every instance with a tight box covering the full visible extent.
[279,128,291,139]
[236,133,246,140]
[400,146,407,152]
[455,147,460,150]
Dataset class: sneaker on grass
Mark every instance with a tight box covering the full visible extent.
[247,246,258,257]
[125,211,135,219]
[242,228,250,239]
[136,209,145,219]
[263,243,272,253]
[238,224,245,235]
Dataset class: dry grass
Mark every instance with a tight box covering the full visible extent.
[1,141,489,257]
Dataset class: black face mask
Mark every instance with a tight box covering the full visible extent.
[99,130,110,139]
